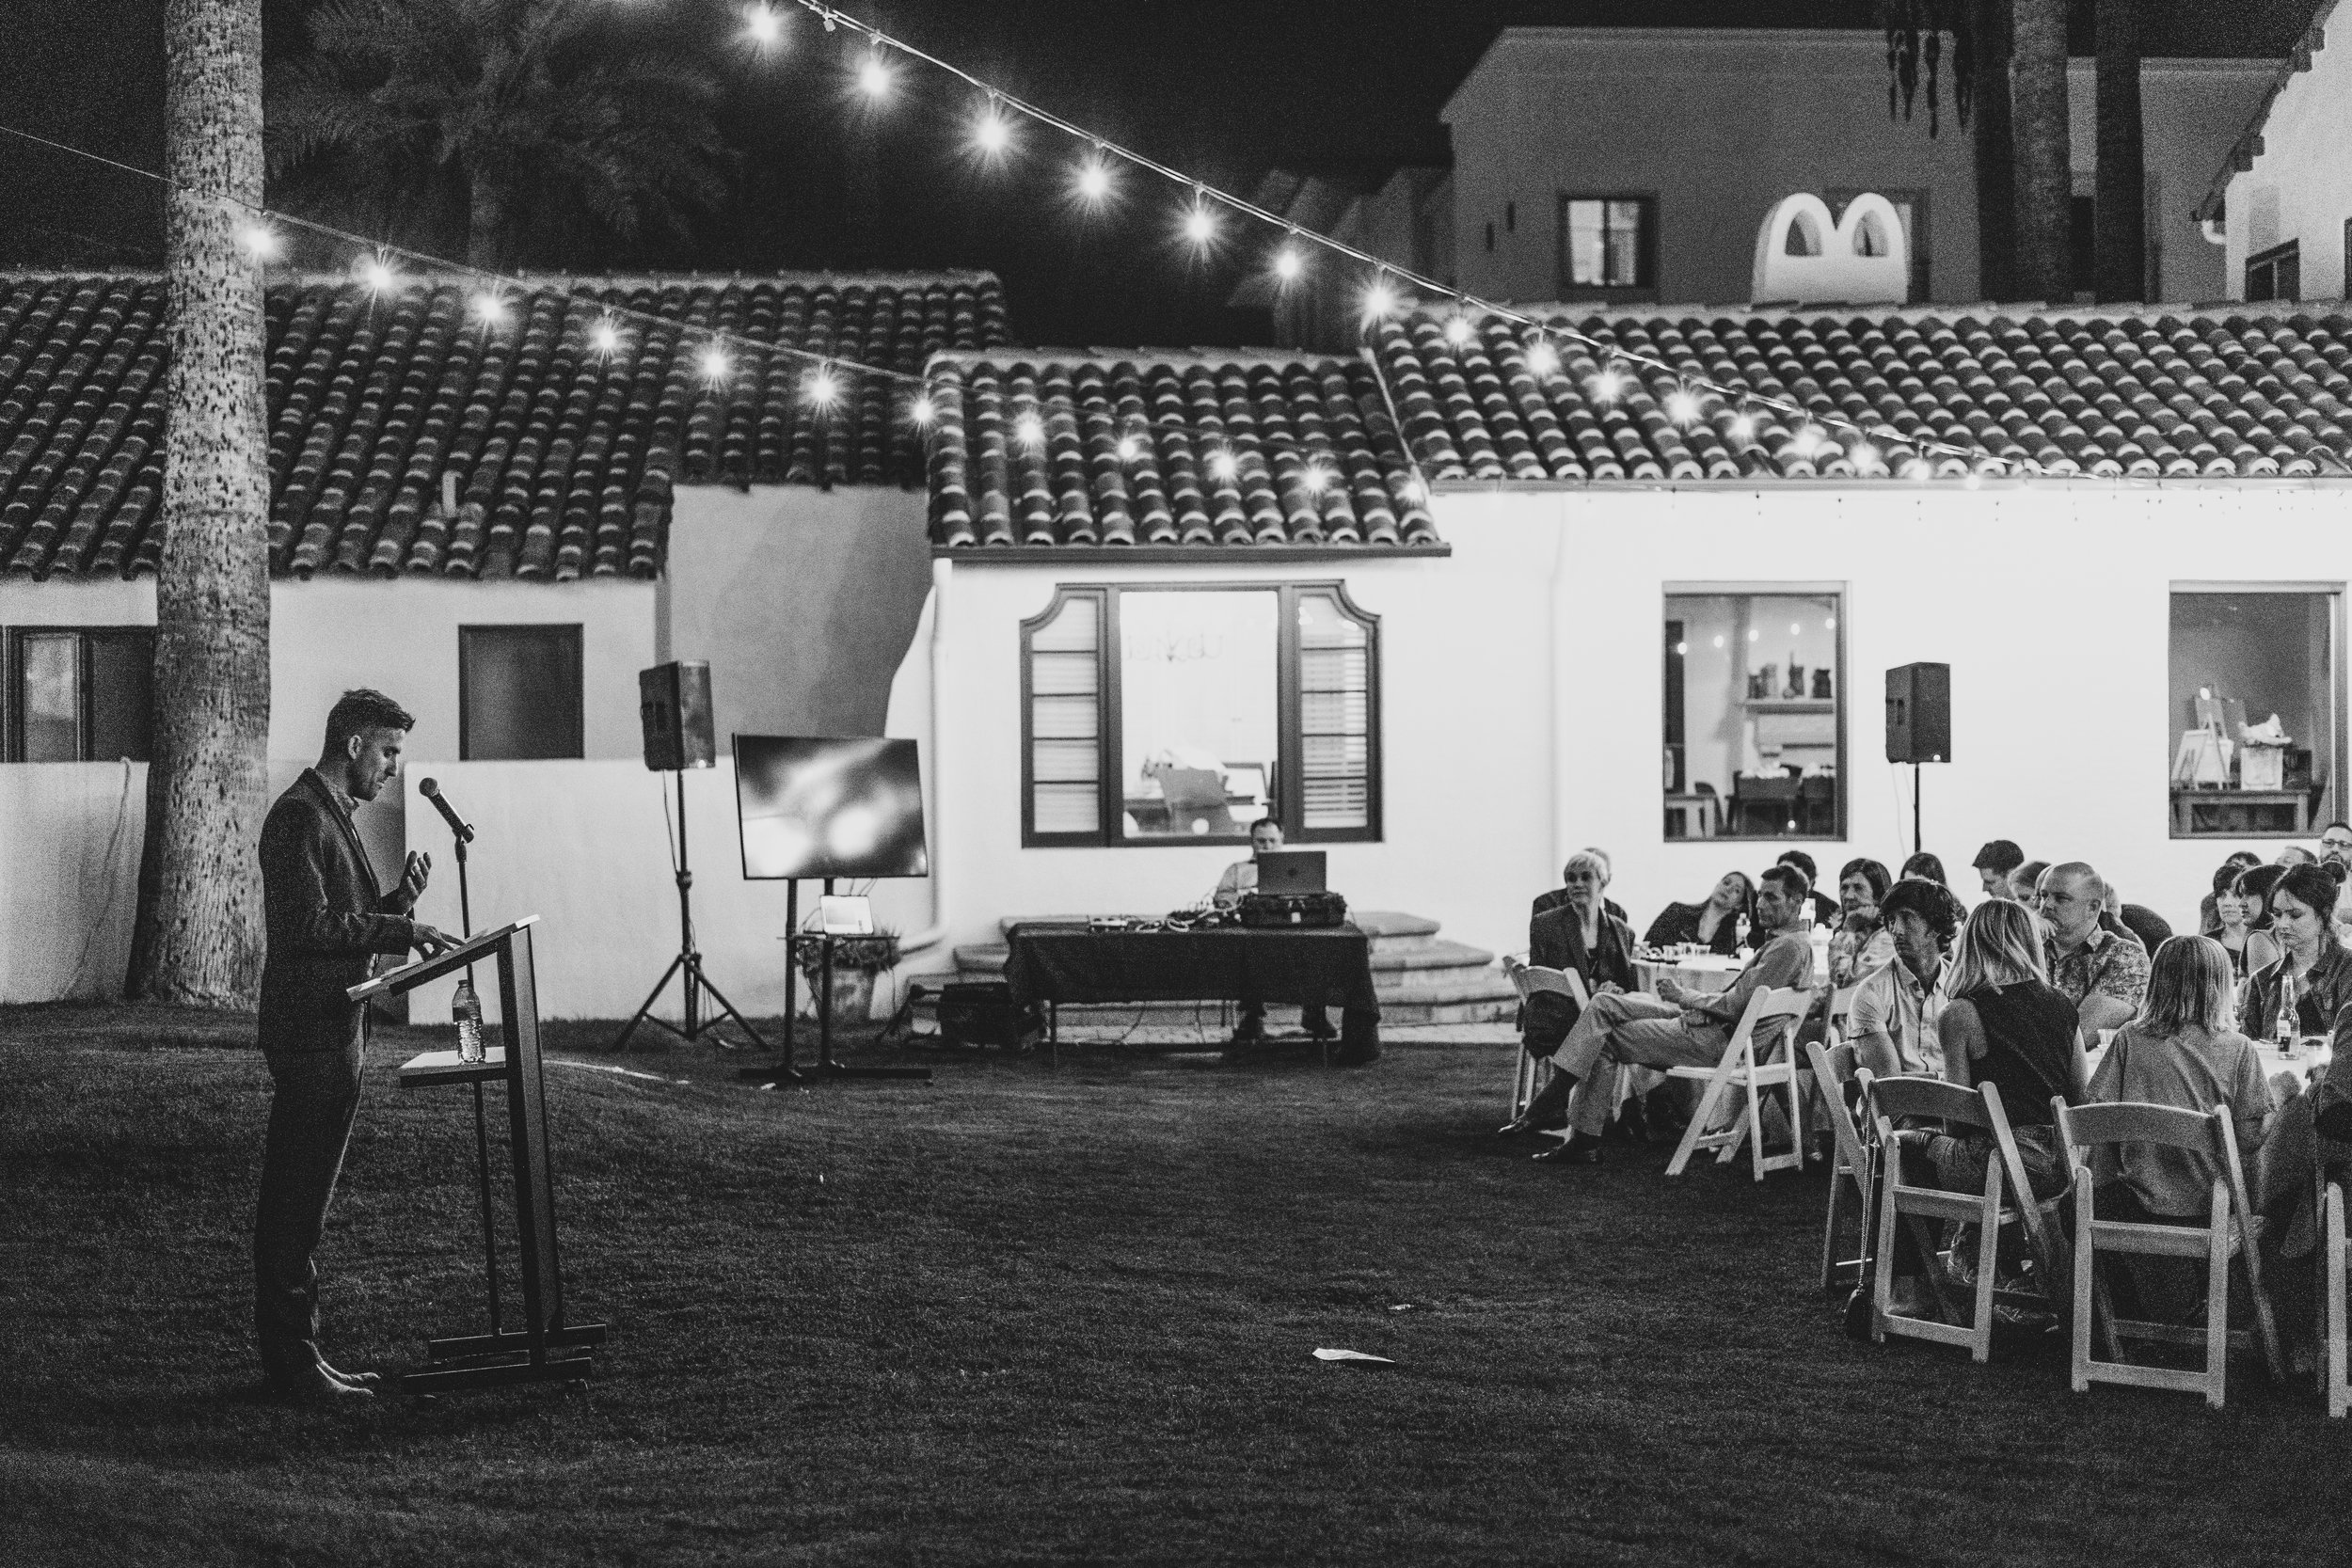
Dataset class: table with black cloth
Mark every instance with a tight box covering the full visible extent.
[1002,920,1381,1057]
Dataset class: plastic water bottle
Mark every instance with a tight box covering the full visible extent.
[454,974,485,1063]
[1733,912,1751,951]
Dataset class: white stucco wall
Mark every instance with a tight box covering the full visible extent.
[1444,29,2270,307]
[2224,34,2352,299]
[887,483,2352,975]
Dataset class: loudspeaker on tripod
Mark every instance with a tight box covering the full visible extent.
[1884,662,1951,765]
[640,661,716,771]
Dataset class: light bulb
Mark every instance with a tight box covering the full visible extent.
[1851,440,1878,468]
[588,318,620,355]
[807,368,839,405]
[1405,475,1429,504]
[1902,457,1931,481]
[1823,615,1837,630]
[1666,389,1700,426]
[1075,156,1113,205]
[1712,635,1724,649]
[1210,451,1238,482]
[1184,203,1216,246]
[1015,413,1044,449]
[1728,412,1756,441]
[909,395,935,427]
[742,3,783,50]
[1526,341,1559,375]
[1748,628,1760,642]
[858,55,892,98]
[237,223,280,261]
[700,345,731,382]
[1117,436,1140,461]
[1361,281,1396,320]
[1789,622,1802,636]
[469,292,506,325]
[974,103,1011,156]
[1593,368,1625,403]
[357,256,397,293]
[1676,641,1689,656]
[1273,245,1303,283]
[1303,465,1331,494]
[1444,316,1472,345]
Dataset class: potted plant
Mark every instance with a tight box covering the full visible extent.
[794,928,900,1029]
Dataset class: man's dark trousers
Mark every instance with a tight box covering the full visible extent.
[253,1031,366,1379]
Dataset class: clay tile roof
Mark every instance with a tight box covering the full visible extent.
[2,269,1009,581]
[1371,302,2352,484]
[924,349,1439,551]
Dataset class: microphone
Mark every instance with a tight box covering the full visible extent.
[418,777,474,843]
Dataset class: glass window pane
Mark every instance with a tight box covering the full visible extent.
[18,634,79,762]
[1026,594,1102,837]
[460,626,582,761]
[1119,590,1278,840]
[1605,200,1644,284]
[1566,199,1604,286]
[86,632,152,763]
[2168,591,2337,837]
[1664,592,1842,841]
[1297,593,1373,832]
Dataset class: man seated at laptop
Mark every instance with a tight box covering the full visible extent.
[1213,817,1335,1044]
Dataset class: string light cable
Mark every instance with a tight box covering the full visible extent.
[784,0,2038,479]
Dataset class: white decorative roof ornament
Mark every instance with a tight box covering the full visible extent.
[1751,192,1910,305]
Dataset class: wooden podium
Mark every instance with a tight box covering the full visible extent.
[349,915,605,1393]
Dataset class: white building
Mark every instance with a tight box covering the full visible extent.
[2201,2,2347,303]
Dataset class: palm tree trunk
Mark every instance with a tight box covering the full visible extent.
[2094,0,2146,302]
[1972,0,2017,300]
[129,0,272,1004]
[2010,0,2074,302]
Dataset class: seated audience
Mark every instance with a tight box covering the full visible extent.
[2210,867,2280,982]
[1827,858,1896,990]
[1935,897,2088,1204]
[1531,847,1629,926]
[1847,877,1963,1079]
[1502,850,1640,1134]
[2087,936,2268,1219]
[2322,822,2352,873]
[2103,877,2173,955]
[2237,862,2352,1045]
[1971,839,2025,899]
[2084,936,2271,1322]
[1899,851,1948,888]
[1213,817,1331,1044]
[2199,850,2265,935]
[1534,864,1817,1165]
[1642,870,1755,957]
[2034,862,2150,1037]
[1777,850,1840,927]
[2007,859,2049,904]
[2278,845,2318,867]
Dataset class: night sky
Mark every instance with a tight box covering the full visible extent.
[0,1,2318,347]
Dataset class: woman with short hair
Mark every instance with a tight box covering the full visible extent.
[1828,857,1896,990]
[2210,863,2278,982]
[1503,848,1639,1135]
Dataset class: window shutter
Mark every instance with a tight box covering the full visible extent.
[1295,592,1372,830]
[1028,592,1103,835]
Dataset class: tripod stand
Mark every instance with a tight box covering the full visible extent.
[612,768,781,1060]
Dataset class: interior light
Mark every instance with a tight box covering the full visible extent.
[1712,635,1724,649]
[1675,641,1689,656]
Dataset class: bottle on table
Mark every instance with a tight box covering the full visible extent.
[1733,912,1751,952]
[2276,971,2298,1057]
[454,974,485,1063]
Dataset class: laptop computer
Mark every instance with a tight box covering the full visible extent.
[1254,849,1327,895]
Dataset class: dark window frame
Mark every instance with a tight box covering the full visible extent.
[3,625,155,763]
[1019,580,1383,849]
[1556,192,1660,302]
[457,623,584,762]
[2248,240,2301,303]
[1661,582,1848,845]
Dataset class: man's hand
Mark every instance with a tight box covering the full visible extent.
[411,924,459,957]
[1596,981,1625,997]
[399,850,432,904]
[1655,977,1685,1006]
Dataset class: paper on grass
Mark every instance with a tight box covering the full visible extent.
[1312,1348,1394,1364]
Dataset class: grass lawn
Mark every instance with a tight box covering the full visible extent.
[5,1004,2349,1567]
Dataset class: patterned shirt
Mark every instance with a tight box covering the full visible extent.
[2044,924,2150,1011]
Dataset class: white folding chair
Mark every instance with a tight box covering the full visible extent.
[2326,1176,2348,1419]
[1864,1076,2058,1363]
[1822,983,1860,1047]
[2055,1100,2284,1409]
[1805,1039,1874,1294]
[1664,986,1810,1181]
[1502,957,1588,1120]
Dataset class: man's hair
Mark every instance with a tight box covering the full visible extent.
[1775,849,1818,882]
[1899,851,1947,886]
[1971,839,2025,875]
[1250,816,1281,835]
[2328,822,2352,835]
[2010,859,2050,893]
[324,689,414,753]
[1837,857,1892,906]
[2044,861,2101,906]
[1760,863,1809,901]
[1881,877,1963,950]
[2137,935,2235,1037]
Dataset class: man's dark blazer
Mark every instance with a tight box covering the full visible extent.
[1522,902,1639,1053]
[258,769,418,1053]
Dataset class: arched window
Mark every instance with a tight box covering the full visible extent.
[1021,581,1382,846]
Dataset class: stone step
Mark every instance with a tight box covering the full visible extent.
[993,910,1444,955]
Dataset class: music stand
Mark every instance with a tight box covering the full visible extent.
[353,916,607,1393]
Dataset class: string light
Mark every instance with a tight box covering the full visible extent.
[1789,426,1820,458]
[1525,340,1559,376]
[237,222,280,261]
[1443,315,1473,346]
[1209,450,1238,481]
[700,344,732,382]
[1074,150,1113,206]
[1014,412,1044,449]
[1665,388,1700,426]
[1728,411,1757,442]
[1273,244,1304,283]
[1116,435,1141,461]
[469,290,507,326]
[1182,195,1216,247]
[1361,279,1397,321]
[857,51,892,99]
[743,3,785,51]
[1851,440,1879,469]
[588,316,621,355]
[1903,457,1931,481]
[807,366,840,405]
[1303,464,1331,494]
[1593,367,1625,404]
[355,253,398,293]
[973,96,1013,158]
[910,394,936,427]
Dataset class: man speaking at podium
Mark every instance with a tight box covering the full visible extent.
[253,689,454,1402]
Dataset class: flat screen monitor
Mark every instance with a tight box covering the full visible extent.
[733,735,930,880]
